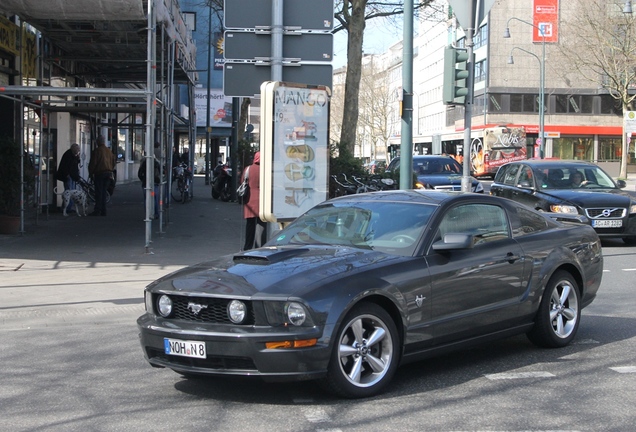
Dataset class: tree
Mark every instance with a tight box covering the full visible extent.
[356,56,399,162]
[333,0,434,155]
[559,0,636,178]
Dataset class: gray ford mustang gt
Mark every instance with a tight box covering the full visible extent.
[137,190,603,398]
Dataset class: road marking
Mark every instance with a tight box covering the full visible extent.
[610,366,636,373]
[301,406,331,423]
[573,338,600,344]
[622,268,636,272]
[485,371,555,380]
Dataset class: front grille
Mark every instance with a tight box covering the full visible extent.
[585,207,626,219]
[160,295,255,325]
[148,348,257,371]
[434,185,461,191]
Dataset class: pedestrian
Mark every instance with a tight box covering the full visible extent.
[180,147,190,166]
[55,143,81,213]
[242,151,267,250]
[138,142,162,219]
[88,135,116,216]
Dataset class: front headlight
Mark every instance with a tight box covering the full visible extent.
[630,203,636,214]
[157,294,173,317]
[264,301,315,327]
[550,204,578,214]
[228,300,247,324]
[286,302,307,326]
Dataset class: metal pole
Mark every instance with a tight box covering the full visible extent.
[205,3,212,185]
[539,38,545,158]
[399,0,414,189]
[272,0,283,81]
[504,17,546,159]
[462,2,476,193]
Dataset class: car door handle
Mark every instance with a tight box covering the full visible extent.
[506,252,521,263]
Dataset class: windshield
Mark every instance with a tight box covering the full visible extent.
[413,158,462,175]
[535,166,618,190]
[268,201,436,256]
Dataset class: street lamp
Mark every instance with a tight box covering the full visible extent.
[504,17,546,159]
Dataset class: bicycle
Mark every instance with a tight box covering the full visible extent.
[171,163,192,203]
[77,176,110,205]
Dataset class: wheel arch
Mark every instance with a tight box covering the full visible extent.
[349,294,405,353]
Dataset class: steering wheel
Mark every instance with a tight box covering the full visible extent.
[391,234,416,243]
[580,181,599,188]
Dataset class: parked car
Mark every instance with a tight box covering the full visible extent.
[490,160,636,245]
[386,155,484,193]
[137,190,602,398]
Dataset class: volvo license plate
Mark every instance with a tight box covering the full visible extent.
[164,338,206,358]
[592,219,622,228]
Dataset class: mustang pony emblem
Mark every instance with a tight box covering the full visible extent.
[187,302,208,315]
[415,295,426,308]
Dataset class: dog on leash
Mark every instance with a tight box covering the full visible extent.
[62,189,88,217]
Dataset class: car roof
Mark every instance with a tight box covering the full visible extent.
[328,189,500,206]
[505,159,599,169]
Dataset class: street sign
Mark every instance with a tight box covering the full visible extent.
[224,31,333,62]
[224,0,334,31]
[224,63,333,97]
[447,0,495,30]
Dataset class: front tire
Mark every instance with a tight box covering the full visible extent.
[527,270,580,348]
[320,303,400,398]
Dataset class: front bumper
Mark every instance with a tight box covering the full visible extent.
[590,214,636,239]
[137,313,331,382]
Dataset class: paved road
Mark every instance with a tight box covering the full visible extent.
[1,173,635,432]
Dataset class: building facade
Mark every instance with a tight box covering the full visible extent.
[351,0,635,176]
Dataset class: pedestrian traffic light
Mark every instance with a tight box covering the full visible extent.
[442,46,470,105]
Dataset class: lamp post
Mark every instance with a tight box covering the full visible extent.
[504,17,546,159]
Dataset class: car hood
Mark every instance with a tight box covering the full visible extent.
[417,173,478,186]
[149,245,403,299]
[541,188,634,207]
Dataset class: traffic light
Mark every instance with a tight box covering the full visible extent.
[442,46,469,105]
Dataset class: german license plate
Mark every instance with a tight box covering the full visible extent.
[164,338,206,359]
[592,219,622,228]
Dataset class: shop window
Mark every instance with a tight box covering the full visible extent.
[600,95,621,115]
[488,94,503,112]
[510,94,523,112]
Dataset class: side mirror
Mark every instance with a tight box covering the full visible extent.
[616,179,627,189]
[432,233,474,251]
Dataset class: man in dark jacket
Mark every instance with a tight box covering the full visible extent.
[55,143,81,213]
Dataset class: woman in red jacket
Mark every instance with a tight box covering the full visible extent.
[242,151,267,250]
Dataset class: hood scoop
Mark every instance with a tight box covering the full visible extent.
[233,247,312,265]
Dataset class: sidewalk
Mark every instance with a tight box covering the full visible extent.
[0,175,246,266]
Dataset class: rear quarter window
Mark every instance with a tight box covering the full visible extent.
[511,206,550,236]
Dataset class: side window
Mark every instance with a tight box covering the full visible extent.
[502,164,520,185]
[512,206,549,236]
[437,204,510,245]
[517,166,534,187]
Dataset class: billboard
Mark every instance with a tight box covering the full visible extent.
[533,0,559,43]
[193,88,233,128]
[260,81,330,222]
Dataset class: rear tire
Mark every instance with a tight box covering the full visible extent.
[320,303,400,398]
[527,270,580,348]
[171,179,183,202]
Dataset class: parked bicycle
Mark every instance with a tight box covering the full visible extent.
[330,173,396,198]
[171,162,192,203]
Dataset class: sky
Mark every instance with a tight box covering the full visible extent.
[332,18,404,69]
